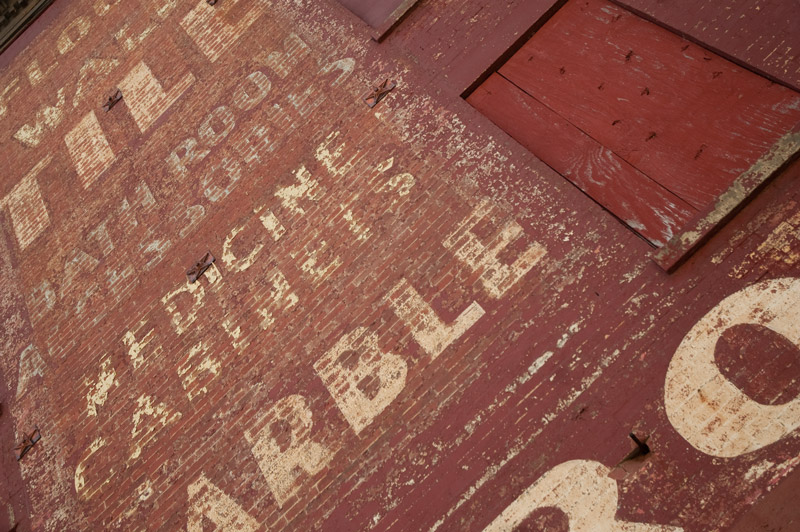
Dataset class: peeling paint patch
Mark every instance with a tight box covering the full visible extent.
[85,357,116,417]
[654,130,800,271]
[129,394,181,460]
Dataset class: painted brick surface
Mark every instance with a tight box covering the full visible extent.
[1,0,799,531]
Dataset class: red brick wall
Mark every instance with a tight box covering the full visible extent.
[1,0,799,530]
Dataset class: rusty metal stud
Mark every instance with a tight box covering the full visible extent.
[363,79,396,108]
[14,426,41,461]
[102,89,123,112]
[207,0,218,5]
[616,432,650,464]
[186,251,215,283]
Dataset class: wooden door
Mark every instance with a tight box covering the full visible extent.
[468,0,800,247]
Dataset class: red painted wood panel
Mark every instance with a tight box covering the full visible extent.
[468,73,697,246]
[620,0,800,90]
[499,0,800,211]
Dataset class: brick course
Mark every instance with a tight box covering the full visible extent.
[1,0,799,530]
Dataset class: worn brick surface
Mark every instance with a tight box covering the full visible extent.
[1,0,799,531]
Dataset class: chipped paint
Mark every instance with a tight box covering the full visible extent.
[665,277,800,457]
[484,460,682,531]
[129,394,181,460]
[655,130,800,270]
[85,357,116,417]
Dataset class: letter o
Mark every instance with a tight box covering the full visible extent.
[665,277,800,457]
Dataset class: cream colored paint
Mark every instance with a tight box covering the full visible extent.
[443,199,547,298]
[93,0,120,16]
[3,503,13,530]
[120,479,155,520]
[187,474,259,531]
[222,206,285,272]
[85,357,116,417]
[318,57,355,88]
[0,77,21,118]
[343,207,371,242]
[733,211,800,277]
[177,341,220,400]
[114,18,157,53]
[388,278,485,359]
[65,111,115,189]
[204,262,223,285]
[117,61,195,133]
[26,58,58,86]
[383,172,415,198]
[0,156,52,250]
[664,278,800,458]
[114,0,176,52]
[221,318,248,350]
[122,324,158,370]
[316,131,356,178]
[198,106,235,146]
[13,87,66,147]
[73,58,120,108]
[257,270,298,330]
[259,208,286,240]
[232,71,272,111]
[161,281,205,335]
[15,343,46,398]
[202,156,242,202]
[180,0,269,63]
[314,327,407,434]
[665,277,800,457]
[246,395,332,507]
[484,460,682,531]
[261,33,310,79]
[129,394,181,460]
[428,347,623,532]
[167,137,211,177]
[56,16,91,54]
[74,436,112,500]
[222,222,265,273]
[294,239,342,283]
[275,165,326,215]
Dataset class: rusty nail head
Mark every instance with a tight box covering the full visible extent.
[102,89,123,112]
[14,426,41,461]
[187,251,216,283]
[363,79,396,109]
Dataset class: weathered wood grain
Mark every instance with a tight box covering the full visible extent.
[468,73,697,246]
[500,0,800,211]
[619,0,800,90]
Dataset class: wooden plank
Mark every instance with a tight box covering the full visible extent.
[468,73,697,246]
[500,0,800,211]
[652,129,800,271]
[619,0,800,91]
